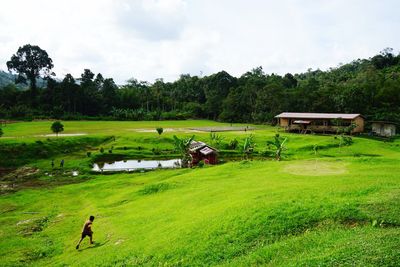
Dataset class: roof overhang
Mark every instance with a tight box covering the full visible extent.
[275,112,364,120]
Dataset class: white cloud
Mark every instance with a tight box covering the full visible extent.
[0,0,399,84]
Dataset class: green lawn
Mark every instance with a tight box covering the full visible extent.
[0,120,399,266]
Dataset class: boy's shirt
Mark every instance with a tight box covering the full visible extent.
[82,220,93,234]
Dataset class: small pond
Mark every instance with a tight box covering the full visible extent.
[92,159,181,172]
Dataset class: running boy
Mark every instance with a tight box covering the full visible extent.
[76,215,95,249]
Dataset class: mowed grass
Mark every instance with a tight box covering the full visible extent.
[0,120,253,138]
[0,120,399,266]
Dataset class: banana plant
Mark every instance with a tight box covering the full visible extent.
[267,134,287,161]
[242,134,255,159]
[173,135,195,167]
[209,132,224,147]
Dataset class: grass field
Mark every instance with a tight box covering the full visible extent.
[0,120,399,266]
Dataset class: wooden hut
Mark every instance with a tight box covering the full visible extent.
[275,112,365,134]
[189,141,218,165]
[371,121,397,137]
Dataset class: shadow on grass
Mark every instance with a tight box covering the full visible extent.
[78,239,110,252]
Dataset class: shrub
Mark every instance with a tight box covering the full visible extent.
[100,147,104,153]
[138,183,173,195]
[198,160,205,168]
[152,147,161,155]
[86,152,91,157]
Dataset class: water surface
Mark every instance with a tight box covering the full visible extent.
[92,159,181,172]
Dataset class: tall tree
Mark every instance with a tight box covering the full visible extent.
[80,69,102,115]
[101,78,118,110]
[61,74,79,113]
[6,44,54,99]
[203,71,236,120]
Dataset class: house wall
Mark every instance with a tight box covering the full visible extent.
[283,117,365,134]
[190,151,218,165]
[385,125,396,136]
[280,118,289,127]
[372,123,396,137]
[372,123,382,136]
[352,116,364,133]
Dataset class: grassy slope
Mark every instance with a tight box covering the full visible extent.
[0,120,399,266]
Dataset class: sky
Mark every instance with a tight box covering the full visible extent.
[1,0,399,84]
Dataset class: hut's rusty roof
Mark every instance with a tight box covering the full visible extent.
[189,140,218,153]
[200,147,216,155]
[275,112,362,120]
[189,141,206,152]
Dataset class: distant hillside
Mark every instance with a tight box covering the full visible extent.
[0,70,47,89]
[0,70,18,88]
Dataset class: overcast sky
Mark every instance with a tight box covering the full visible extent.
[1,0,399,84]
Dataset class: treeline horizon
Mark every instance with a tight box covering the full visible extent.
[1,45,400,124]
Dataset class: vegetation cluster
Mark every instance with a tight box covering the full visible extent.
[1,45,400,124]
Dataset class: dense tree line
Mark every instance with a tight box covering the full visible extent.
[1,45,400,123]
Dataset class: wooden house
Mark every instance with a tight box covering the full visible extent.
[275,112,365,134]
[189,141,218,165]
[371,121,396,137]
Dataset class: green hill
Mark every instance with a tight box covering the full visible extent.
[0,120,399,266]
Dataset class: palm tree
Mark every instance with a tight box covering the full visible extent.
[267,134,287,161]
[173,135,195,167]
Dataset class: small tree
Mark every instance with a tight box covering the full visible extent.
[313,144,319,170]
[334,123,355,151]
[156,127,164,137]
[173,135,194,168]
[51,121,64,137]
[0,128,3,138]
[267,134,287,161]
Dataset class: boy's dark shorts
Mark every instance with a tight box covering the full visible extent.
[81,231,93,238]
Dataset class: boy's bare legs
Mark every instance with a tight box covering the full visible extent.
[76,236,84,249]
[89,235,94,244]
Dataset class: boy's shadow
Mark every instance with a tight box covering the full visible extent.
[78,240,110,252]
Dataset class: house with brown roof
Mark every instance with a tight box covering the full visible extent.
[189,141,218,165]
[275,112,365,134]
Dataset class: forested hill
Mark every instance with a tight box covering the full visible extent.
[0,70,18,88]
[0,70,46,89]
[1,49,400,123]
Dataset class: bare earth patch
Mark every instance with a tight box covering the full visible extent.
[132,126,257,133]
[132,128,201,133]
[284,160,347,176]
[189,126,256,132]
[36,133,87,137]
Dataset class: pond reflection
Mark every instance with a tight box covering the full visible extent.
[92,159,181,172]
